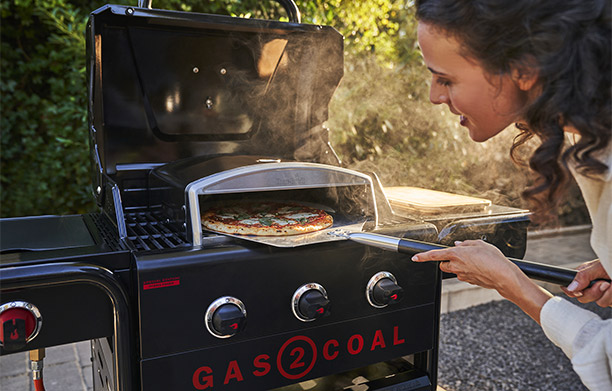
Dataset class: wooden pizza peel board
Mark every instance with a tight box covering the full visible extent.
[384,186,491,216]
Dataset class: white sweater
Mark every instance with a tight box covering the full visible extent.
[540,142,612,391]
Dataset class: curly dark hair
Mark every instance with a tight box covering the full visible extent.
[416,0,611,221]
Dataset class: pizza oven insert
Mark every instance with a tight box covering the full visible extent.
[1,2,577,390]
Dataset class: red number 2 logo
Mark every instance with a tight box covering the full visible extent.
[289,347,305,369]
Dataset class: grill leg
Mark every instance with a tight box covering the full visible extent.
[92,338,115,391]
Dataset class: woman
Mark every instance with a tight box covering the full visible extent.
[410,0,611,389]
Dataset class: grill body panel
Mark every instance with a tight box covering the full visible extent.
[134,239,441,390]
[135,240,439,358]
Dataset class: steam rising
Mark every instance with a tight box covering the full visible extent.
[120,24,343,163]
[326,55,537,212]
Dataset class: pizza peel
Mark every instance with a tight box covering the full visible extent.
[203,217,607,287]
[200,200,370,248]
[202,216,367,248]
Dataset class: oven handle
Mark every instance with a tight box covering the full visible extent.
[0,263,134,391]
[343,232,610,287]
[137,0,301,23]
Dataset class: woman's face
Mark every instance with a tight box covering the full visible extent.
[417,22,529,142]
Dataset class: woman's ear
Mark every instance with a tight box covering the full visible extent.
[512,64,539,91]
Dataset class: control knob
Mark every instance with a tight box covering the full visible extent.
[292,283,330,322]
[366,272,404,308]
[205,297,246,338]
[0,301,43,351]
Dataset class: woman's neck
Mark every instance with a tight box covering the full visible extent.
[563,125,580,135]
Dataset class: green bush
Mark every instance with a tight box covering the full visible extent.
[1,0,94,217]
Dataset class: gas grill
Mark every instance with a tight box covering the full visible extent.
[0,2,535,391]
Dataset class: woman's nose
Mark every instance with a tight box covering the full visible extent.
[429,83,448,105]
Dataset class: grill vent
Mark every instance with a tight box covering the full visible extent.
[89,213,124,251]
[124,211,189,252]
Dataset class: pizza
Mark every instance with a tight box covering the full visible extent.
[201,201,334,236]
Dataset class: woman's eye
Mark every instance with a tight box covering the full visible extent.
[435,78,451,87]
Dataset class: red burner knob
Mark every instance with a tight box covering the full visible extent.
[0,301,43,352]
[205,297,247,338]
[366,272,404,308]
[292,283,331,322]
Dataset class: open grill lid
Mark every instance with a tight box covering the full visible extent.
[87,3,344,205]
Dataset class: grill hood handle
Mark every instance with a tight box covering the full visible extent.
[136,0,301,23]
[344,232,609,288]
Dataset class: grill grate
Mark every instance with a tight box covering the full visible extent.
[124,210,189,252]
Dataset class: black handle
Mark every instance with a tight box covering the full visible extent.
[397,238,608,287]
[398,238,444,254]
[137,0,301,23]
[276,0,301,23]
[508,258,576,286]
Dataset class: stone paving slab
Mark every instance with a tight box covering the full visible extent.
[441,228,595,313]
[0,342,92,391]
[0,352,29,391]
[75,341,94,390]
[524,228,595,267]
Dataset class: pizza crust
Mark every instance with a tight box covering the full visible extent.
[201,201,333,236]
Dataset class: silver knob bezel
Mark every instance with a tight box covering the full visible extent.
[366,271,397,308]
[0,301,43,346]
[204,296,246,339]
[291,283,328,322]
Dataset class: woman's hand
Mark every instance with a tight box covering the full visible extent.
[411,240,520,292]
[562,260,612,307]
[412,239,553,324]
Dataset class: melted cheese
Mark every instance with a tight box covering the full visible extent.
[239,219,261,225]
[285,213,319,219]
[271,218,298,226]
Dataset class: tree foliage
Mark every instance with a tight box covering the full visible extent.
[1,0,93,216]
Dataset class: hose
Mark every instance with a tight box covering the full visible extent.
[30,348,46,391]
[33,378,45,391]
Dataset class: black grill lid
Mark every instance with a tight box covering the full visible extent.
[88,4,344,202]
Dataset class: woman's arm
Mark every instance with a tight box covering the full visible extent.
[414,240,612,387]
[411,240,553,323]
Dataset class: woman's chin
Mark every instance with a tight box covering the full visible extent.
[468,129,490,143]
[467,125,506,143]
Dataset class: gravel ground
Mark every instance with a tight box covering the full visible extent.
[438,299,611,391]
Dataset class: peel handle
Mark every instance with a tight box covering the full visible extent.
[396,237,610,287]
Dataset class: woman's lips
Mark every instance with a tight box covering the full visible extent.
[460,115,467,126]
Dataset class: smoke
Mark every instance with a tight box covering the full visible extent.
[119,22,344,162]
[326,55,536,211]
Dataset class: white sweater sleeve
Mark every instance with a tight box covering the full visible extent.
[541,297,612,390]
[541,140,612,390]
